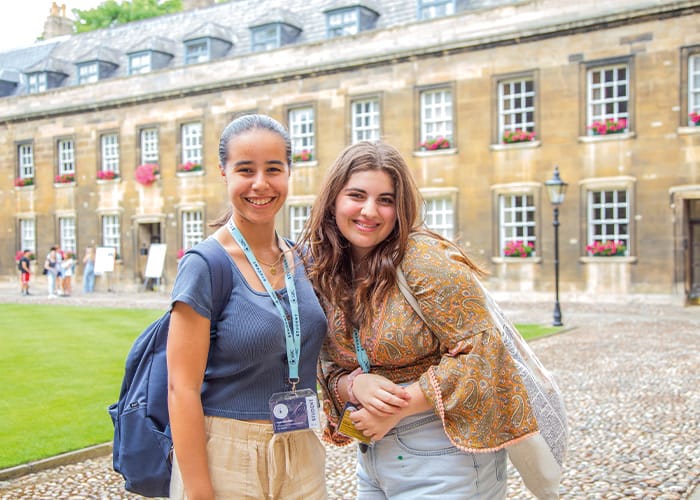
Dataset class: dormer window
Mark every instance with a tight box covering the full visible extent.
[249,20,302,52]
[183,23,232,65]
[418,0,455,20]
[27,73,47,94]
[127,37,175,75]
[185,38,210,64]
[77,62,98,84]
[129,52,152,75]
[75,48,120,85]
[325,6,378,38]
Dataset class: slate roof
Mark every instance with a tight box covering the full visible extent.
[0,0,420,97]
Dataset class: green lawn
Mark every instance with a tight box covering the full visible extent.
[0,303,560,470]
[517,323,563,340]
[0,304,161,469]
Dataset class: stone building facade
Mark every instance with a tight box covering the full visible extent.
[1,0,699,302]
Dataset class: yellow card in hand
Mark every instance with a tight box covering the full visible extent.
[337,402,372,444]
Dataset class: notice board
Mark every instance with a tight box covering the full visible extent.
[94,247,116,274]
[144,243,167,279]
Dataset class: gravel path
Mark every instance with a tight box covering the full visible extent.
[1,286,698,499]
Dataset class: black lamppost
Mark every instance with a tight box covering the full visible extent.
[544,166,568,327]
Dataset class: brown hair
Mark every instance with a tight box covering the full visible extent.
[300,141,482,329]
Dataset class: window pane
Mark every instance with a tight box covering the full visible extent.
[289,108,315,158]
[181,122,203,164]
[498,77,536,142]
[499,193,536,256]
[351,98,380,143]
[587,189,630,255]
[424,198,454,239]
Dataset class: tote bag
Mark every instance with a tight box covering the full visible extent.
[396,268,568,500]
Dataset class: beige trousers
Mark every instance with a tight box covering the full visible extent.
[170,416,327,500]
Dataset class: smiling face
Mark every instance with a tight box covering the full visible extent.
[334,168,397,263]
[221,128,290,230]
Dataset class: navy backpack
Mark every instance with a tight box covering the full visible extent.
[108,239,233,497]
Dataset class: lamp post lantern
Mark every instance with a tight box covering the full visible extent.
[544,166,568,327]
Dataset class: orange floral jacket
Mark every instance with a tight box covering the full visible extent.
[318,233,540,451]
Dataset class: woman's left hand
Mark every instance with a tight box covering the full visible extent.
[349,407,402,441]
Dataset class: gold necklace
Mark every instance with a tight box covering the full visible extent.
[256,251,284,275]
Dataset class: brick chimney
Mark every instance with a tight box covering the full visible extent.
[43,2,73,40]
[182,0,216,11]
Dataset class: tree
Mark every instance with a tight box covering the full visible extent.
[73,0,182,33]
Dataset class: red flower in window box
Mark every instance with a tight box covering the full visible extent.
[97,170,119,180]
[503,130,536,144]
[689,112,700,126]
[14,177,34,187]
[135,164,160,186]
[177,162,203,173]
[292,150,313,162]
[503,240,534,258]
[589,118,627,135]
[420,137,451,150]
[586,240,627,257]
[54,173,75,184]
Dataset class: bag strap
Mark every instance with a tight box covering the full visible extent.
[395,266,427,324]
[187,238,233,329]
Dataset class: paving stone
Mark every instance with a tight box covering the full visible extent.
[0,284,698,498]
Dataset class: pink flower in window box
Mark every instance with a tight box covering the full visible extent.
[135,164,160,186]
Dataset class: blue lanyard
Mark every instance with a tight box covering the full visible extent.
[352,328,371,373]
[226,220,302,388]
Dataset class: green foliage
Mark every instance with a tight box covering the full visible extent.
[0,304,161,469]
[73,0,182,33]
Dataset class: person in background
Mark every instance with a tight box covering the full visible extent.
[82,246,95,293]
[167,114,328,499]
[302,141,545,499]
[18,249,32,296]
[44,247,59,298]
[62,251,75,296]
[55,245,64,295]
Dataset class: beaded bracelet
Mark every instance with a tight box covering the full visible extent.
[346,367,363,405]
[332,375,344,409]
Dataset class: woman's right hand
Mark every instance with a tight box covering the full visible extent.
[351,373,411,416]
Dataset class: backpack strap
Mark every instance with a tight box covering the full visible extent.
[186,238,233,330]
[396,266,427,324]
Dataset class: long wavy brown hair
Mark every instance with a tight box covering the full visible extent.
[300,141,482,330]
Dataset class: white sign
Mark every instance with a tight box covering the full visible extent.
[144,243,167,278]
[94,247,116,274]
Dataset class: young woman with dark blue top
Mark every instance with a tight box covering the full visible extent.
[167,114,328,500]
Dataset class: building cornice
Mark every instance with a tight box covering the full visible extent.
[1,0,698,125]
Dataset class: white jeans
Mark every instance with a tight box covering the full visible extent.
[357,411,507,499]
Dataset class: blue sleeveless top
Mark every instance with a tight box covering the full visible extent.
[170,238,327,420]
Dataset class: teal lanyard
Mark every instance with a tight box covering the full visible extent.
[226,219,302,388]
[352,328,371,373]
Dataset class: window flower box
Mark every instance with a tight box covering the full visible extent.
[15,177,34,187]
[177,162,203,174]
[177,248,186,260]
[15,250,35,261]
[55,173,75,184]
[503,130,536,144]
[97,170,120,181]
[586,240,626,257]
[689,112,700,127]
[292,150,313,162]
[420,136,451,151]
[503,240,535,258]
[589,118,627,136]
[135,163,160,186]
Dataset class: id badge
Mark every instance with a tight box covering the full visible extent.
[269,388,320,434]
[337,402,372,444]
